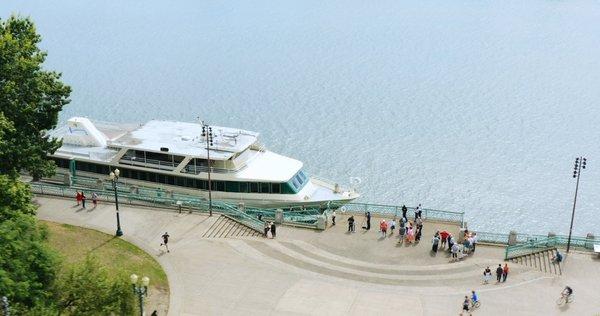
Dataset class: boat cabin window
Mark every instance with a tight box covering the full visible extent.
[120,150,184,171]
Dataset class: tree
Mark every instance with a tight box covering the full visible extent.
[0,211,59,313]
[0,16,71,179]
[54,256,136,315]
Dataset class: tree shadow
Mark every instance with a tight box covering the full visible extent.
[87,237,117,255]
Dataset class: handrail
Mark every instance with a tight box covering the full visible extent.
[342,202,464,225]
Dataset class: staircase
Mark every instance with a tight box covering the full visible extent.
[202,215,263,238]
[507,248,562,275]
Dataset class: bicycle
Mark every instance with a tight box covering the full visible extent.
[556,294,574,305]
[471,299,481,309]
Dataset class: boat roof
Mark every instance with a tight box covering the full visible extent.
[50,118,259,161]
[109,120,259,160]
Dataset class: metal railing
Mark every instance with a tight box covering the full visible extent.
[341,202,464,225]
[30,182,264,233]
[503,235,595,259]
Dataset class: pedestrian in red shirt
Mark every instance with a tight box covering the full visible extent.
[76,191,82,206]
[439,230,450,249]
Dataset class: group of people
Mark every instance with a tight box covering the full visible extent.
[263,221,277,238]
[482,264,509,284]
[75,190,98,208]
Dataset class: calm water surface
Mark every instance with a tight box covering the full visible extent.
[2,0,600,235]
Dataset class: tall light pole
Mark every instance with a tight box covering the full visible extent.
[130,274,150,316]
[109,168,123,236]
[201,122,214,216]
[567,157,587,253]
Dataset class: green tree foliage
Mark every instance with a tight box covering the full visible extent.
[54,256,136,315]
[0,210,58,313]
[0,16,71,179]
[0,174,37,220]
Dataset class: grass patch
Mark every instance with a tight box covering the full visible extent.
[42,220,168,290]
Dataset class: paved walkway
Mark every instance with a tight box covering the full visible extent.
[35,196,600,315]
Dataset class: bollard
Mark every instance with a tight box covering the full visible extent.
[508,230,518,246]
[176,201,182,214]
[275,209,283,224]
[585,233,595,250]
[238,202,245,212]
[316,215,326,230]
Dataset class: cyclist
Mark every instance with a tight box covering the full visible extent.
[562,286,573,301]
[552,251,563,264]
[471,290,479,306]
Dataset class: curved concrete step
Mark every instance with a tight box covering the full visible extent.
[233,240,536,287]
[282,240,496,274]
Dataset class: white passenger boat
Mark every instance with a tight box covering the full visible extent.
[47,117,359,208]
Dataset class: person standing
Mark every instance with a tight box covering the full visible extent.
[366,212,371,230]
[483,266,492,284]
[415,225,422,242]
[414,203,422,220]
[502,263,509,282]
[331,210,336,226]
[92,192,98,207]
[270,222,277,238]
[401,205,407,221]
[264,221,270,237]
[81,192,86,209]
[76,191,82,206]
[432,234,440,252]
[447,234,455,252]
[389,219,396,235]
[160,232,170,253]
[496,264,503,283]
[439,230,449,249]
[399,222,406,242]
[379,220,387,237]
[451,243,459,261]
[348,216,355,232]
[471,232,478,253]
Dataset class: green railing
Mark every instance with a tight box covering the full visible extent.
[342,202,464,225]
[30,182,264,232]
[504,235,595,259]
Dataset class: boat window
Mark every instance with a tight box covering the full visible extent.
[260,183,270,193]
[120,149,184,170]
[239,182,248,193]
[271,183,281,194]
[292,177,300,190]
[250,182,259,193]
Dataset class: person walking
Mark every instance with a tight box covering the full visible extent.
[471,232,478,253]
[76,191,82,206]
[331,210,336,226]
[160,232,170,253]
[495,264,503,283]
[432,234,440,252]
[502,263,509,282]
[447,234,455,252]
[270,222,277,238]
[460,296,472,316]
[264,221,270,237]
[401,205,407,221]
[389,219,396,235]
[366,212,371,230]
[483,266,492,284]
[348,216,355,232]
[81,192,86,209]
[92,192,98,207]
[379,220,387,237]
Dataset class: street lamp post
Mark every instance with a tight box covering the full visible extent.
[130,274,150,316]
[109,168,123,236]
[567,157,587,253]
[201,123,214,217]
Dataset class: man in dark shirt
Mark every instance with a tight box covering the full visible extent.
[366,212,371,230]
[161,232,170,253]
[348,216,355,232]
[270,222,277,238]
[496,264,503,283]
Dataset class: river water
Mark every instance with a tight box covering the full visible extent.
[2,0,600,235]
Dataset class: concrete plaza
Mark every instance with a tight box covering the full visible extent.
[35,196,600,315]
